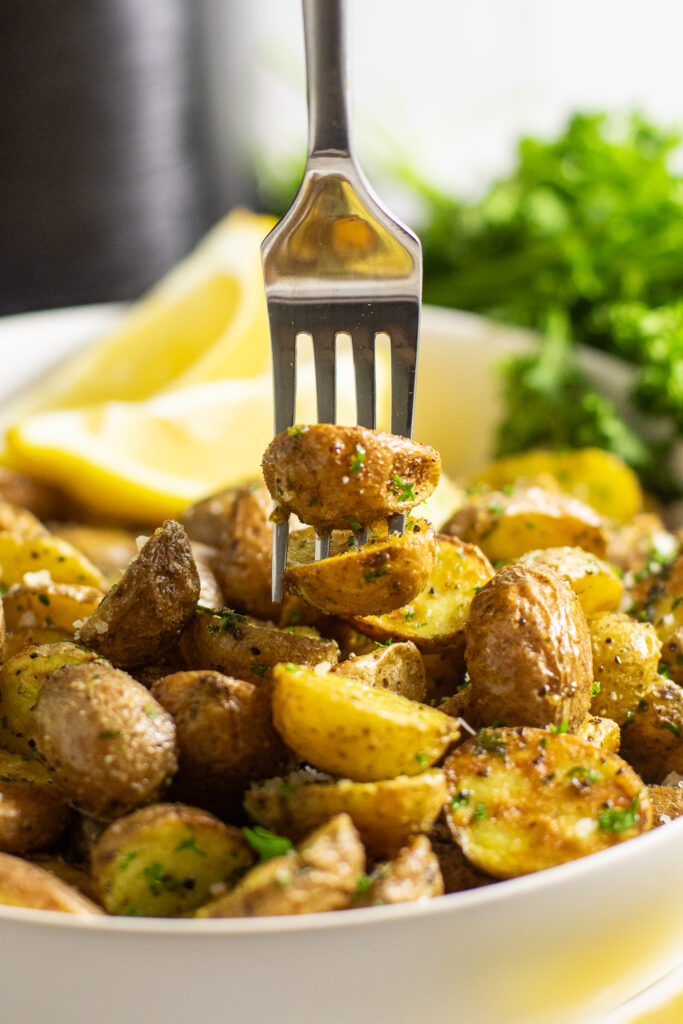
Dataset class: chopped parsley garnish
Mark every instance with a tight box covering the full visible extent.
[475,728,507,756]
[353,873,374,899]
[346,514,362,531]
[251,663,270,676]
[661,720,682,738]
[592,681,601,696]
[391,475,416,502]
[597,792,642,833]
[287,424,307,437]
[175,835,207,857]
[349,444,366,474]
[242,825,293,862]
[414,752,429,766]
[98,729,122,740]
[548,719,569,734]
[451,790,471,809]
[472,802,487,821]
[363,567,389,583]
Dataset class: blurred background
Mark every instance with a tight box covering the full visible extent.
[2,0,682,313]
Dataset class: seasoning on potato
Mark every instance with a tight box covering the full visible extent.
[262,423,441,530]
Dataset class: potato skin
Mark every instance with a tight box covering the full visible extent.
[354,836,444,907]
[34,663,178,820]
[618,675,683,782]
[0,780,72,855]
[91,803,253,917]
[244,769,447,857]
[179,609,338,684]
[465,564,593,730]
[352,535,494,652]
[443,486,607,562]
[77,520,200,668]
[271,663,460,782]
[284,520,437,616]
[0,852,103,913]
[262,424,441,531]
[444,727,651,878]
[589,612,660,722]
[196,813,365,918]
[648,784,683,825]
[332,641,427,703]
[151,670,288,815]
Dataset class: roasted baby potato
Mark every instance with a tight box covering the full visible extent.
[442,486,607,562]
[589,611,660,722]
[0,640,105,757]
[351,535,494,652]
[284,520,437,616]
[196,813,365,918]
[332,641,427,702]
[0,532,107,589]
[641,554,683,684]
[271,663,460,781]
[182,483,277,620]
[34,663,178,820]
[648,784,683,825]
[244,769,447,857]
[91,803,254,917]
[444,727,651,878]
[353,835,443,906]
[465,564,593,730]
[576,714,621,753]
[0,749,72,855]
[468,448,643,523]
[0,499,46,539]
[151,670,288,815]
[617,675,683,782]
[48,523,139,582]
[0,852,103,913]
[2,581,104,635]
[1,627,73,664]
[77,520,200,668]
[517,547,622,617]
[180,609,339,684]
[262,424,441,530]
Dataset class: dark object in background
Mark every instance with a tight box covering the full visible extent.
[0,0,252,314]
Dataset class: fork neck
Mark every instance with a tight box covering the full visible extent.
[302,0,352,159]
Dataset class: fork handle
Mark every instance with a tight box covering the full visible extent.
[302,0,351,157]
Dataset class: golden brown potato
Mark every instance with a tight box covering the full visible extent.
[284,520,437,617]
[1,627,72,664]
[0,640,105,757]
[444,727,651,878]
[332,641,427,702]
[244,769,447,857]
[179,609,338,684]
[271,663,459,782]
[517,546,622,617]
[590,611,661,722]
[0,499,46,539]
[91,803,254,917]
[468,448,643,523]
[182,483,278,620]
[618,675,683,782]
[648,784,683,825]
[0,532,107,589]
[2,581,104,635]
[262,424,441,531]
[77,520,200,668]
[47,523,139,582]
[353,836,443,906]
[0,779,72,855]
[351,535,494,652]
[576,714,620,753]
[196,813,365,918]
[151,670,288,815]
[442,486,607,562]
[465,564,593,730]
[422,647,468,706]
[34,663,178,820]
[0,852,103,913]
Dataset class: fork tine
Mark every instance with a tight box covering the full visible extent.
[313,328,337,424]
[272,520,289,602]
[315,532,331,560]
[352,328,376,429]
[270,329,297,602]
[389,304,420,439]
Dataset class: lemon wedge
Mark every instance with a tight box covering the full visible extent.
[2,209,275,425]
[6,353,387,523]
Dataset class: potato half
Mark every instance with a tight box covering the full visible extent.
[0,852,103,914]
[517,547,622,617]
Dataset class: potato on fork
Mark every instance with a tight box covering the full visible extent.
[261,0,423,600]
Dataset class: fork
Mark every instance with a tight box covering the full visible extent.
[261,0,422,602]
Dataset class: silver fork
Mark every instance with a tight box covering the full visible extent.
[261,0,422,602]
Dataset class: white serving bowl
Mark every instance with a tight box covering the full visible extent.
[0,304,681,1024]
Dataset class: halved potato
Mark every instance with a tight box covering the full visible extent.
[575,714,620,753]
[0,500,46,540]
[271,663,459,781]
[262,424,441,530]
[350,535,494,652]
[0,852,103,913]
[283,519,437,616]
[0,532,107,589]
[180,609,338,684]
[244,769,447,856]
[589,612,660,722]
[0,779,71,855]
[2,627,72,663]
[196,813,365,918]
[2,582,104,635]
[444,726,651,878]
[353,835,443,906]
[91,803,253,917]
[517,547,622,617]
[442,486,607,562]
[468,448,643,523]
[332,641,427,702]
